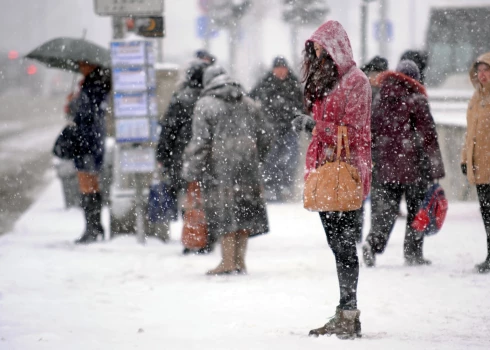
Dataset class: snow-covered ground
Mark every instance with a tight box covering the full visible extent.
[1,176,489,349]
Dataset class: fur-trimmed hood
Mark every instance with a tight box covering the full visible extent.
[470,52,490,92]
[377,70,427,97]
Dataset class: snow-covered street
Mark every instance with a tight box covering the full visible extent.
[1,176,489,349]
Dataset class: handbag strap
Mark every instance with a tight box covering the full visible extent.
[336,126,351,161]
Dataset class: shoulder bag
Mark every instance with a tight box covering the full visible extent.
[304,125,363,212]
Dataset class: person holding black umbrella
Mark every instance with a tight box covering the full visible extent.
[68,61,111,244]
[26,37,112,244]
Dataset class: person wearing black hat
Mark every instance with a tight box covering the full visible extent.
[361,55,388,103]
[249,56,304,201]
[195,49,216,64]
[156,59,212,252]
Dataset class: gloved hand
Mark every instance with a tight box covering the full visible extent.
[461,163,467,176]
[292,113,316,134]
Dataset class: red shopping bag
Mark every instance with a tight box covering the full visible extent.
[181,182,208,250]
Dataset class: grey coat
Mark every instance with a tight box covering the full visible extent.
[183,75,270,237]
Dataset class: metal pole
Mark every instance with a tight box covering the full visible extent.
[135,172,146,244]
[379,0,388,58]
[291,24,299,73]
[112,16,125,39]
[360,1,368,65]
[229,22,237,77]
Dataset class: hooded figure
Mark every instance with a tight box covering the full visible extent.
[296,21,371,339]
[156,60,210,244]
[183,66,271,276]
[461,52,490,273]
[249,56,304,201]
[362,59,445,269]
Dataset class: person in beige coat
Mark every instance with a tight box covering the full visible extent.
[461,52,490,273]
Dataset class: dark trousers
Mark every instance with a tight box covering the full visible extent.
[319,210,360,310]
[476,184,490,259]
[366,182,427,259]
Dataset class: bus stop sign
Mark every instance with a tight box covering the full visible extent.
[94,0,164,16]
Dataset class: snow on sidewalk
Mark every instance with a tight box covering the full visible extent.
[0,178,489,350]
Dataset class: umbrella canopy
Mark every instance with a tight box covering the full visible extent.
[26,37,110,73]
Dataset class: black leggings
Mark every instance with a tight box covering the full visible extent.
[476,184,490,258]
[319,210,360,310]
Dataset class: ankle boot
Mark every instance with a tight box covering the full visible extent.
[206,233,237,275]
[309,306,362,339]
[235,231,248,274]
[75,193,104,244]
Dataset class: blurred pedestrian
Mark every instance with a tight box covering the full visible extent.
[348,55,389,244]
[70,62,111,244]
[183,65,270,275]
[249,56,304,201]
[156,59,211,252]
[362,60,445,267]
[292,21,372,339]
[361,55,388,102]
[195,49,216,64]
[461,52,490,273]
[400,50,428,85]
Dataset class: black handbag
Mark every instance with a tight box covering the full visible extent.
[52,124,80,160]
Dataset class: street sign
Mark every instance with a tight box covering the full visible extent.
[197,16,219,39]
[135,17,165,38]
[374,19,394,41]
[94,0,164,16]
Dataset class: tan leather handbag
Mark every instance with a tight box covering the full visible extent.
[304,126,363,212]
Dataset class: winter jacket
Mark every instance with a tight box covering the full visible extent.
[462,52,490,185]
[156,84,202,189]
[249,71,304,135]
[372,71,445,184]
[70,66,111,167]
[183,74,270,237]
[304,21,372,200]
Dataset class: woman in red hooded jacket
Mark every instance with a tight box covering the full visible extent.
[293,20,371,339]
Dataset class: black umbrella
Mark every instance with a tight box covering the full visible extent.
[26,37,111,73]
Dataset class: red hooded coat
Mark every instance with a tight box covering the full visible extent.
[304,21,372,200]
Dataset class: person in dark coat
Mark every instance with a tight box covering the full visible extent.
[362,60,445,267]
[155,60,211,250]
[292,21,372,339]
[69,62,111,244]
[249,56,304,201]
[183,65,271,276]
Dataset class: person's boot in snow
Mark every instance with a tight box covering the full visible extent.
[362,242,375,267]
[206,232,237,275]
[235,230,248,274]
[475,256,490,273]
[404,234,431,266]
[75,193,104,244]
[309,307,362,339]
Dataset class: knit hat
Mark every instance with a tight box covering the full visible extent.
[195,49,216,63]
[273,56,288,68]
[396,60,421,82]
[361,56,388,74]
[203,65,227,87]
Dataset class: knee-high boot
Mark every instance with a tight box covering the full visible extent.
[75,192,104,244]
[206,232,237,275]
[235,231,249,274]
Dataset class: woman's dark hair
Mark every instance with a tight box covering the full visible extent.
[301,41,338,112]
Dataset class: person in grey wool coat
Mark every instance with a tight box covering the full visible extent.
[183,65,271,275]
